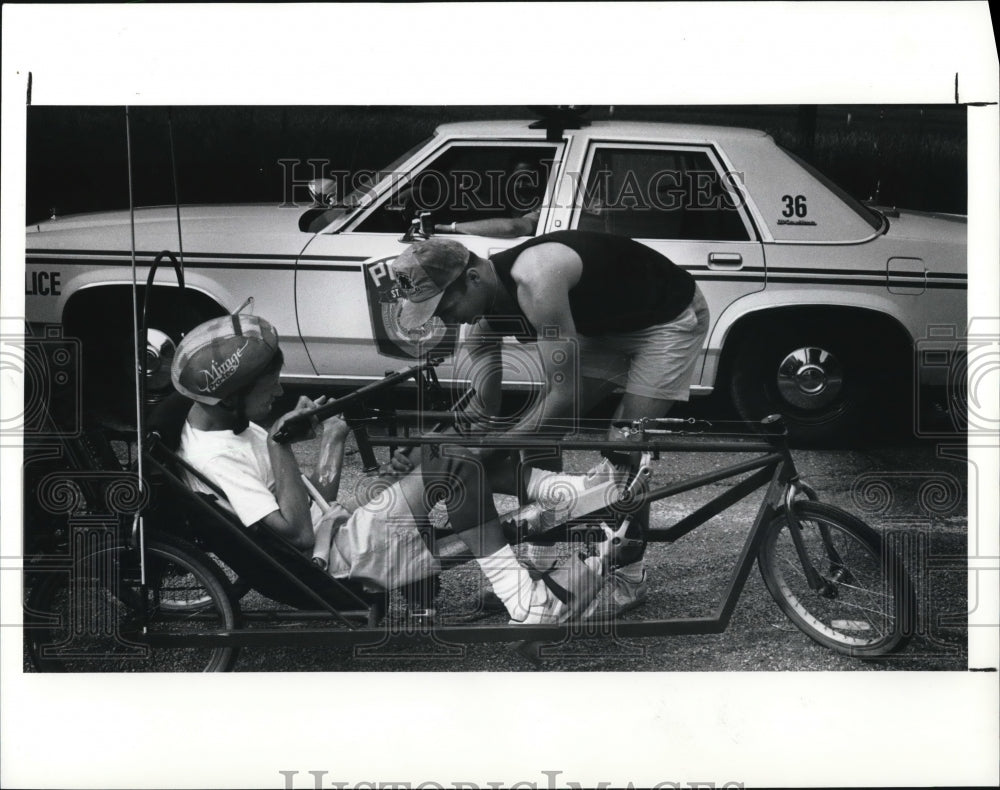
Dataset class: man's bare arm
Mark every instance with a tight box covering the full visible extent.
[504,246,583,435]
[461,318,505,428]
[435,209,540,239]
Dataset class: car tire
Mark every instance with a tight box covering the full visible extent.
[75,297,221,428]
[729,322,894,446]
[79,320,180,427]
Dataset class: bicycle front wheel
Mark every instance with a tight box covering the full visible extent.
[26,531,240,672]
[757,501,913,658]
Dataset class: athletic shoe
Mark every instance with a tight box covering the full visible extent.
[580,560,648,620]
[508,461,629,536]
[583,456,630,488]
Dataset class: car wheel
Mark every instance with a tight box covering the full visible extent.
[729,323,887,446]
[80,324,176,426]
[79,313,210,428]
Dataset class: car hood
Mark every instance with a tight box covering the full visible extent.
[26,204,310,252]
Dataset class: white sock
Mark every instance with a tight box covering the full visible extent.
[475,544,534,621]
[476,544,560,622]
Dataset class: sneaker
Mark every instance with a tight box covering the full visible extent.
[580,560,648,620]
[583,456,629,487]
[510,462,629,535]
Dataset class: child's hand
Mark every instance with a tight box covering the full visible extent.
[269,397,321,441]
[378,449,416,478]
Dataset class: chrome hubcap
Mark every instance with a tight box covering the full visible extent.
[776,347,843,410]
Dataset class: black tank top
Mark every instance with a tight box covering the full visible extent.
[488,230,695,338]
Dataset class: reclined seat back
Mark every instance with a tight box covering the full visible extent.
[144,393,379,612]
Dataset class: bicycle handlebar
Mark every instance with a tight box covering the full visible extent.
[270,358,444,444]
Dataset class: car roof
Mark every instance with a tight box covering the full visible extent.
[434,119,772,143]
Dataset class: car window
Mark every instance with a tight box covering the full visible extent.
[778,145,884,232]
[576,146,751,241]
[353,143,558,234]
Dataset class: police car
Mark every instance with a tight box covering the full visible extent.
[25,116,967,443]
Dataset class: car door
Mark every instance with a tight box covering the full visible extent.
[568,142,766,393]
[295,139,565,385]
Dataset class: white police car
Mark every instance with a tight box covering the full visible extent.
[25,116,966,443]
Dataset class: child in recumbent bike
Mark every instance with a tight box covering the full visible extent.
[170,312,624,624]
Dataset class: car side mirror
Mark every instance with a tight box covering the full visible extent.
[400,211,433,243]
[308,178,338,207]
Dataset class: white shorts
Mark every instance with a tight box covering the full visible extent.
[577,286,710,401]
[324,483,441,591]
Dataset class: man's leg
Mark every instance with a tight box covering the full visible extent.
[605,392,675,560]
[410,449,604,623]
[582,288,711,617]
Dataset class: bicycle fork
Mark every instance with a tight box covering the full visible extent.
[783,477,844,596]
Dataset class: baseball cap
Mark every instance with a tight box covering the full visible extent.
[171,313,279,405]
[392,238,471,330]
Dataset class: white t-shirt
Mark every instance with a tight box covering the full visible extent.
[177,419,438,589]
[178,420,320,527]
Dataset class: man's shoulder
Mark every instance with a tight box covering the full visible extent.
[510,240,583,286]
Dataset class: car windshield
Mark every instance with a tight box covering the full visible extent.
[778,145,885,232]
[339,137,432,208]
[302,136,433,232]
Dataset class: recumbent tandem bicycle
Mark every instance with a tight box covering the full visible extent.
[24,356,915,672]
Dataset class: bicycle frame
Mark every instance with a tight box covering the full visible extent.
[139,422,820,651]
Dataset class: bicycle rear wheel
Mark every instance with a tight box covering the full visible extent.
[757,501,913,657]
[26,531,240,672]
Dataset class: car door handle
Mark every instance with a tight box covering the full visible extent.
[708,252,743,269]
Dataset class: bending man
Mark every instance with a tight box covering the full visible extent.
[393,230,710,617]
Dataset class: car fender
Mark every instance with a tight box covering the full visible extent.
[700,286,918,387]
[53,268,236,319]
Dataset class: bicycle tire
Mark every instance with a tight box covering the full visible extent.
[26,530,240,672]
[757,501,913,658]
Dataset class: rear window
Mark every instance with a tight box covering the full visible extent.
[779,146,884,232]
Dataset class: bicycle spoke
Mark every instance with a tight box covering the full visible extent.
[27,535,239,672]
[759,503,911,656]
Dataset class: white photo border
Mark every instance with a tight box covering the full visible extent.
[2,3,997,789]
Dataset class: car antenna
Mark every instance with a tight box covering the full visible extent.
[124,106,149,575]
[167,108,187,290]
